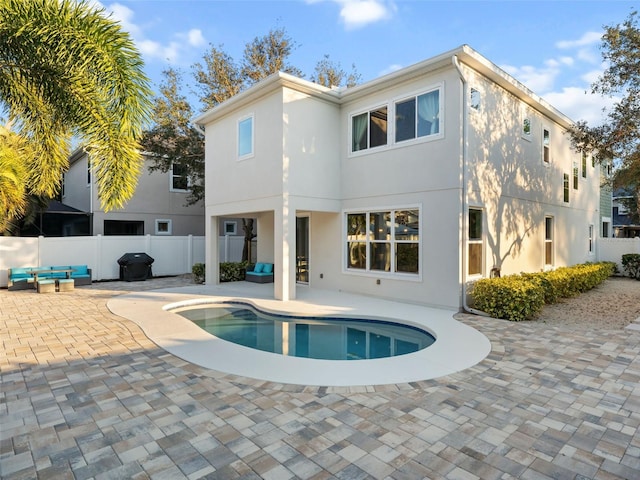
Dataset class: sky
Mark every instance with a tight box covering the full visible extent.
[98,0,639,125]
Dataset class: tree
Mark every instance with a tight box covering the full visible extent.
[0,123,29,233]
[0,0,152,231]
[141,68,204,205]
[312,54,361,88]
[570,10,640,216]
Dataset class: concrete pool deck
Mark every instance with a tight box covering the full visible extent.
[2,276,639,479]
[106,282,491,386]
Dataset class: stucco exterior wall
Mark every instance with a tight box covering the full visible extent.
[464,66,599,276]
[65,151,204,236]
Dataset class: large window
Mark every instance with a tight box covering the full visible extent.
[346,209,419,275]
[238,115,254,159]
[545,216,554,266]
[171,162,189,191]
[352,106,388,152]
[468,208,483,276]
[395,90,440,142]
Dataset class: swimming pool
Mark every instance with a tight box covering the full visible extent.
[174,302,435,360]
[107,285,491,386]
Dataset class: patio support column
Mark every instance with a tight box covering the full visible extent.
[206,214,220,284]
[274,203,296,301]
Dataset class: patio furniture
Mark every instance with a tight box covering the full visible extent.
[245,263,274,283]
[58,278,75,292]
[37,279,56,293]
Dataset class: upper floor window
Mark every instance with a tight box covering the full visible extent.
[523,118,531,137]
[238,115,254,159]
[470,88,481,111]
[573,161,579,190]
[581,152,587,178]
[563,173,570,203]
[395,90,440,143]
[352,106,388,152]
[87,159,91,185]
[543,129,550,163]
[171,162,189,191]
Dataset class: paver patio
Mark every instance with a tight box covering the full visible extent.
[1,277,639,479]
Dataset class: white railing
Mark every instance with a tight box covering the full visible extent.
[599,237,640,271]
[0,234,257,287]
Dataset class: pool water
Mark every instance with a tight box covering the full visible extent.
[175,303,435,361]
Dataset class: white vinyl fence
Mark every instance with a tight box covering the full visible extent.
[0,235,212,288]
[599,237,640,272]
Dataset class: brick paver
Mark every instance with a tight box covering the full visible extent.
[1,277,639,479]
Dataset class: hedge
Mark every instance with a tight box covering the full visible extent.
[471,262,615,322]
[220,261,248,282]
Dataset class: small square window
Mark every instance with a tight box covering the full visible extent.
[224,221,237,235]
[156,219,172,235]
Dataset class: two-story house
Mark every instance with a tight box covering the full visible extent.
[63,147,205,236]
[195,45,601,311]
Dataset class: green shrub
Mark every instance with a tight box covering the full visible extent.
[471,275,545,322]
[220,261,248,282]
[192,263,205,283]
[471,262,615,321]
[621,253,640,280]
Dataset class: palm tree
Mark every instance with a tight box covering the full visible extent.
[0,0,152,230]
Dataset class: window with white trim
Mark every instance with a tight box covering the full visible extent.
[523,118,531,138]
[155,219,172,235]
[563,173,570,203]
[468,208,483,276]
[395,89,440,142]
[588,224,594,253]
[573,161,579,190]
[346,209,419,275]
[545,216,554,266]
[238,115,254,159]
[543,129,550,163]
[582,152,587,178]
[224,221,237,235]
[351,106,388,152]
[171,162,189,191]
[470,88,481,111]
[87,159,91,185]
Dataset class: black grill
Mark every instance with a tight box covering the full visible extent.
[117,252,154,281]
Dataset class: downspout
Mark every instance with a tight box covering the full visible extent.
[452,55,491,317]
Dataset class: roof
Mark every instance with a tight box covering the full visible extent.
[193,45,575,129]
[44,200,88,215]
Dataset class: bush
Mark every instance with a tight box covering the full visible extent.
[192,263,205,283]
[471,275,545,322]
[471,262,615,321]
[220,261,248,282]
[621,253,640,280]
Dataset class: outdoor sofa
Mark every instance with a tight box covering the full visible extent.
[245,263,274,283]
[7,265,92,291]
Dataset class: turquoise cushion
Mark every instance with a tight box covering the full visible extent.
[10,267,31,279]
[253,263,264,273]
[263,264,273,274]
[70,265,88,275]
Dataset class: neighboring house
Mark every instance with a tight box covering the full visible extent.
[63,147,205,236]
[195,45,601,310]
[600,159,613,238]
[613,188,640,238]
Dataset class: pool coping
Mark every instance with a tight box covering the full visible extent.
[107,284,491,386]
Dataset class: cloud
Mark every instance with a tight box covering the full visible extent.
[556,31,602,49]
[543,87,616,125]
[100,2,206,64]
[309,0,396,29]
[502,63,560,94]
